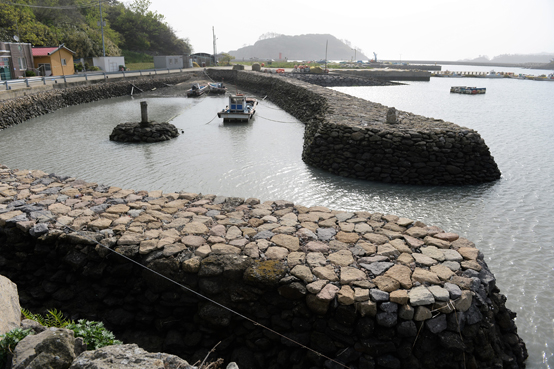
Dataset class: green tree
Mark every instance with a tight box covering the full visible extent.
[106,0,191,55]
[219,53,235,66]
[0,4,54,45]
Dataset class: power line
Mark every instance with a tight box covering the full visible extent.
[21,209,350,369]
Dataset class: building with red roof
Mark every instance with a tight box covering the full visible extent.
[32,45,75,76]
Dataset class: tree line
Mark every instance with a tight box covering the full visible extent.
[0,0,192,59]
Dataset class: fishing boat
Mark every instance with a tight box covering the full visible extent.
[532,73,554,81]
[186,83,209,97]
[208,82,227,94]
[486,70,503,78]
[217,94,258,122]
[450,86,486,94]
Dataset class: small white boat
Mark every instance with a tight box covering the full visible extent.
[208,82,227,94]
[217,94,258,122]
[486,70,503,78]
[186,83,209,97]
[450,86,486,94]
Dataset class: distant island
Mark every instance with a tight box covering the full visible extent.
[228,33,369,61]
[461,53,554,64]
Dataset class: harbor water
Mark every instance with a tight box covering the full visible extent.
[0,66,553,368]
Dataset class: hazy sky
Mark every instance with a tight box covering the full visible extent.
[147,0,554,61]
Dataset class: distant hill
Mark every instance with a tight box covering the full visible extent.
[461,53,554,64]
[228,34,369,61]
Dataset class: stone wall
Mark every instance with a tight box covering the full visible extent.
[0,166,527,369]
[207,70,501,185]
[282,73,395,87]
[0,72,200,130]
[333,69,432,81]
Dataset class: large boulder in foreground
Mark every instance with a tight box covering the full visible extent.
[69,344,193,369]
[0,275,21,335]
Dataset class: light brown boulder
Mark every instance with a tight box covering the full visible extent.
[424,236,451,249]
[328,250,355,266]
[377,244,400,258]
[373,275,400,292]
[313,266,339,282]
[337,285,355,305]
[390,289,409,305]
[412,268,441,285]
[430,264,455,280]
[340,267,366,284]
[183,222,209,235]
[405,227,427,238]
[384,264,413,289]
[271,234,300,251]
[291,265,314,283]
[458,247,479,260]
[335,231,360,244]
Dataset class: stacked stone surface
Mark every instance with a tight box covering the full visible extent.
[0,165,527,368]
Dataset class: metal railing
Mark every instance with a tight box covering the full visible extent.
[2,67,189,91]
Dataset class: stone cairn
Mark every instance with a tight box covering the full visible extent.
[109,101,179,143]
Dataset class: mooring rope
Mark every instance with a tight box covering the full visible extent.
[6,206,350,369]
[203,114,219,125]
[255,114,300,124]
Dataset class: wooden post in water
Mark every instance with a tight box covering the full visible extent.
[140,101,149,126]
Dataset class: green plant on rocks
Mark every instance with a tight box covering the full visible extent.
[0,328,34,368]
[21,309,122,350]
[65,320,122,350]
[22,308,73,328]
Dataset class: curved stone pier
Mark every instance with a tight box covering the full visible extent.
[0,166,527,368]
[206,70,501,185]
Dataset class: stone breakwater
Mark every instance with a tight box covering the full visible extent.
[283,73,395,87]
[207,69,501,185]
[109,122,180,143]
[0,166,527,369]
[0,72,200,130]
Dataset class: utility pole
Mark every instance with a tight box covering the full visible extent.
[99,0,106,56]
[212,26,217,65]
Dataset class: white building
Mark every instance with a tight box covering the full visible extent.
[92,56,126,72]
[154,56,184,69]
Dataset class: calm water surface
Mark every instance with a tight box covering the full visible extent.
[0,67,553,367]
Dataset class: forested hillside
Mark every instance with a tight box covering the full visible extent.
[0,0,191,59]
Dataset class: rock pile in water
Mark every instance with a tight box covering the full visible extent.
[0,165,527,368]
[109,122,179,143]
